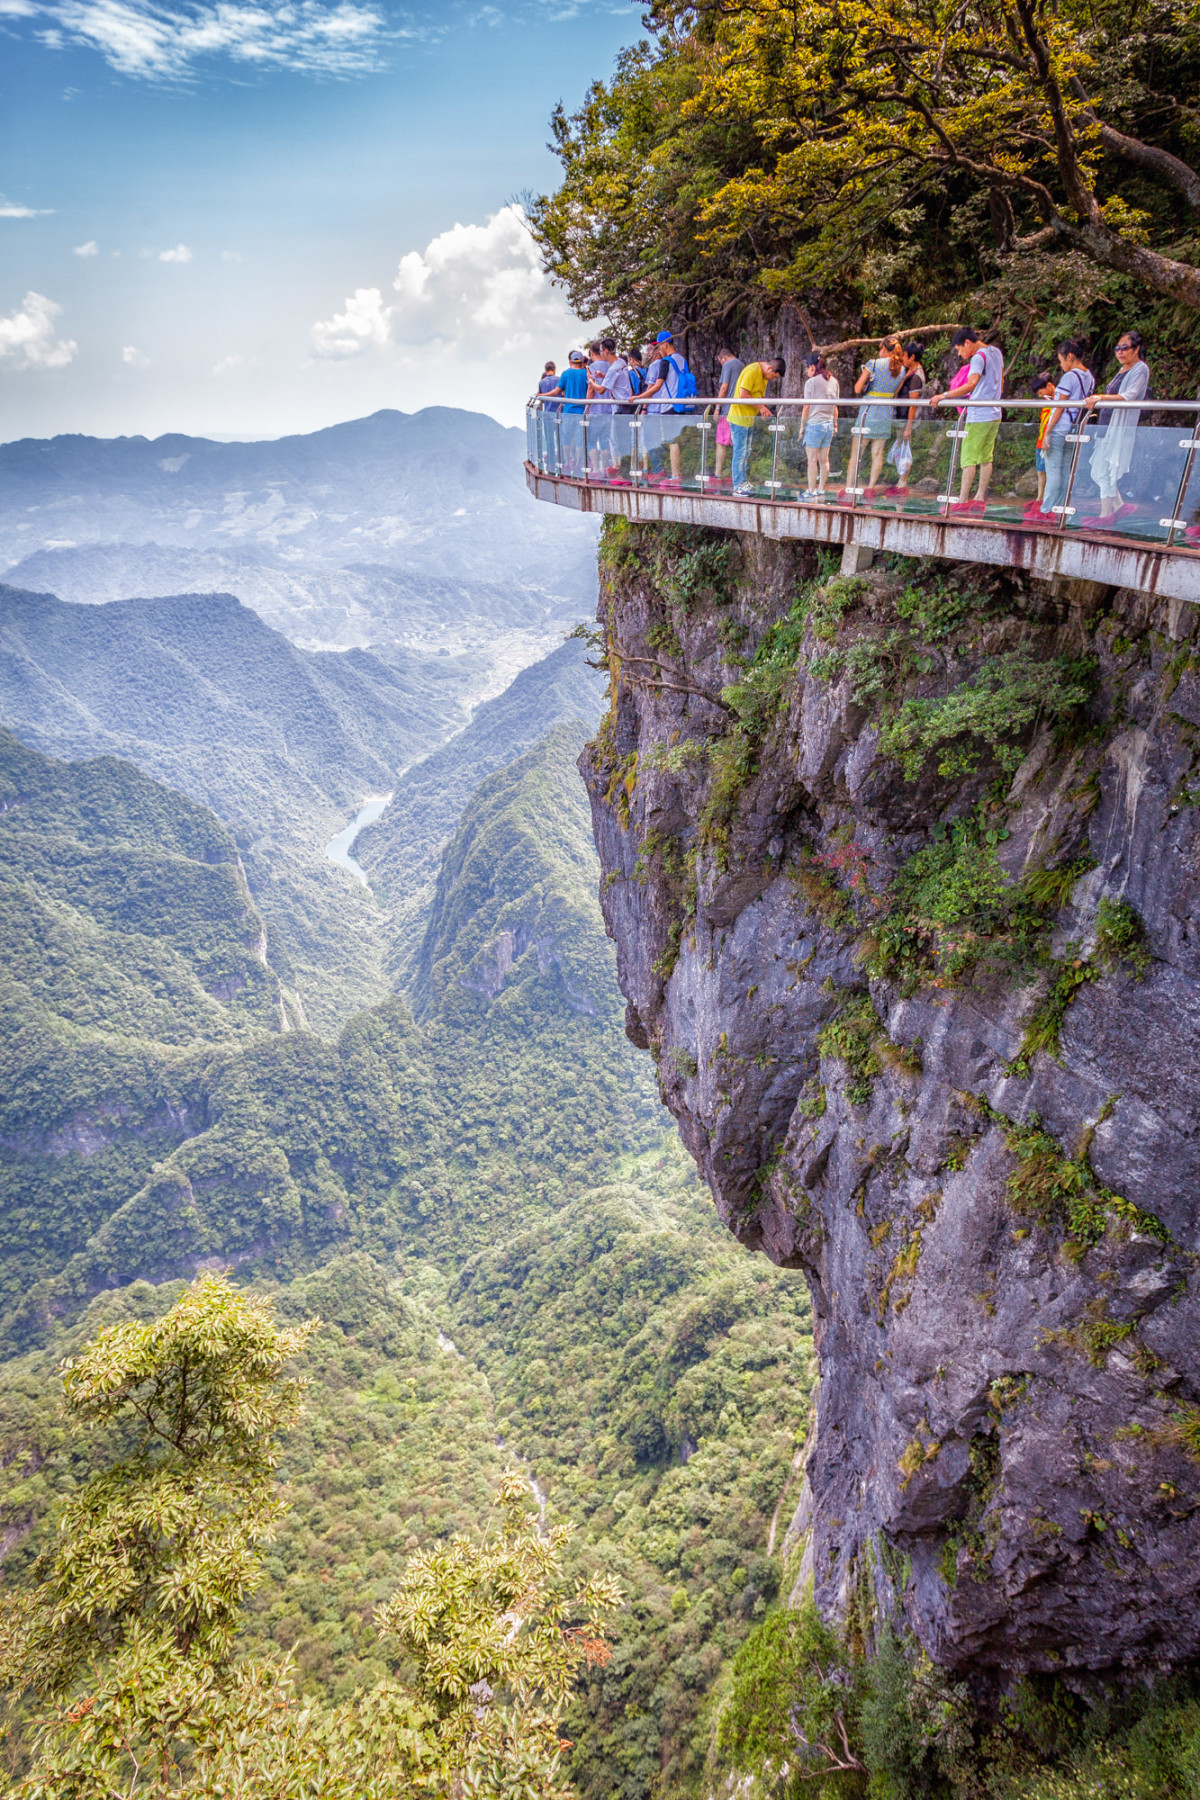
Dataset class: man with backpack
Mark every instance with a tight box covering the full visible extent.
[641,330,697,485]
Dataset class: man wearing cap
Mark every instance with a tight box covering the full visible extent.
[642,330,684,483]
[545,350,589,477]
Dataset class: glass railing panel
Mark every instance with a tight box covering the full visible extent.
[581,411,636,484]
[765,408,807,500]
[1060,417,1196,543]
[726,417,775,495]
[931,417,1041,521]
[555,407,586,478]
[1169,413,1200,548]
[630,408,688,488]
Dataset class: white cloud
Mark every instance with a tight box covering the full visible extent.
[8,0,390,79]
[311,205,591,374]
[212,352,244,374]
[311,284,392,359]
[0,291,77,369]
[159,242,192,263]
[121,343,150,366]
[0,196,52,217]
[74,238,99,255]
[220,249,241,262]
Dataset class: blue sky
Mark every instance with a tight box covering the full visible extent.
[0,0,637,439]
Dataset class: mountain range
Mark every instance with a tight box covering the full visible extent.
[0,409,597,672]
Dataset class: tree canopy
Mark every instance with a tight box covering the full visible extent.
[0,1275,619,1799]
[531,0,1200,363]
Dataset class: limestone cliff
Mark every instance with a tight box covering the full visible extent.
[580,520,1200,1686]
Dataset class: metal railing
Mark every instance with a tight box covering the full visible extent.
[526,393,1200,554]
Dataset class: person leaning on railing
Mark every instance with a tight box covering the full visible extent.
[1082,330,1150,525]
[729,356,786,493]
[949,327,1005,512]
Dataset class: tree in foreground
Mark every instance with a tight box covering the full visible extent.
[0,1274,619,1798]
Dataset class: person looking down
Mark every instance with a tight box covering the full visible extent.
[729,356,786,494]
[713,344,745,484]
[948,327,1005,512]
[1039,340,1095,522]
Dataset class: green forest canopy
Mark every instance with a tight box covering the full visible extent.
[530,0,1200,387]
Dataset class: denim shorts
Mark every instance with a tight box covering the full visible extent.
[804,418,835,450]
[1035,447,1046,472]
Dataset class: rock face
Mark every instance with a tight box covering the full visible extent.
[580,522,1200,1685]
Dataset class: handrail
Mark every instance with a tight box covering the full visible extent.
[528,394,1200,412]
[526,392,1200,556]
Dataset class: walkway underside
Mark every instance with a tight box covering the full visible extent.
[526,464,1200,608]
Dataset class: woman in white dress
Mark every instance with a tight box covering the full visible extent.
[1084,330,1150,523]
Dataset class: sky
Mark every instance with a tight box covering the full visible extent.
[0,0,638,440]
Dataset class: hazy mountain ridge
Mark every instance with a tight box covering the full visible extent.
[0,583,462,832]
[0,408,596,623]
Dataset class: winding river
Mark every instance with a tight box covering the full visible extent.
[324,792,392,887]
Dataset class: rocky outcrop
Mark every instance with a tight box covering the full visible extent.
[581,522,1200,1685]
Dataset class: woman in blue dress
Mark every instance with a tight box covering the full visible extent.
[841,335,906,500]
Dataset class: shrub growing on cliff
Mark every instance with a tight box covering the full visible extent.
[715,1595,866,1795]
[879,650,1095,783]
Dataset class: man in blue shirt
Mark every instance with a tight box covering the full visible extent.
[545,351,589,476]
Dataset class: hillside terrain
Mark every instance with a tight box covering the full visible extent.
[355,636,603,975]
[0,714,814,1798]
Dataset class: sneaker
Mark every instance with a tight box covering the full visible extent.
[733,482,752,496]
[882,484,910,497]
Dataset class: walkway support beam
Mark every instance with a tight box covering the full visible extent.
[525,464,1200,613]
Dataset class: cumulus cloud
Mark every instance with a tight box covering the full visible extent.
[74,238,99,255]
[212,352,245,374]
[311,205,589,372]
[8,0,390,79]
[0,291,77,369]
[121,344,150,366]
[159,242,192,263]
[311,285,392,359]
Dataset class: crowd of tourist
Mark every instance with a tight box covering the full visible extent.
[532,323,1175,529]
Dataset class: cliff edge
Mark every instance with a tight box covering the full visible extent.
[580,520,1200,1685]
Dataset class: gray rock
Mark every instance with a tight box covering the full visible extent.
[581,528,1200,1682]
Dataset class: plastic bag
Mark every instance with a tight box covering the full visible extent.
[889,436,914,476]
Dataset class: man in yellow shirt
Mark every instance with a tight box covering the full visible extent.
[729,356,786,492]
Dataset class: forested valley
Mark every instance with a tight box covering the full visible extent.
[0,562,814,1796]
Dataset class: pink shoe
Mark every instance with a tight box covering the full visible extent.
[882,484,910,497]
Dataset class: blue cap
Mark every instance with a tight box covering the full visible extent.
[655,330,673,342]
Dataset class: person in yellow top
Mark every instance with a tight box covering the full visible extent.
[730,355,786,493]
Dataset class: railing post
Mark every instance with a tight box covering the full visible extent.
[699,411,709,487]
[1164,403,1200,549]
[1057,410,1090,530]
[939,403,961,519]
[582,413,589,483]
